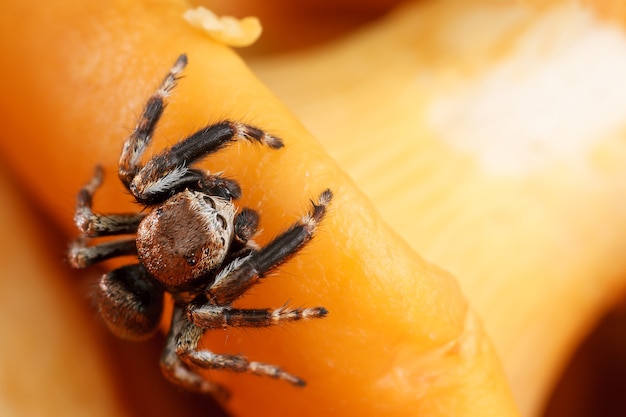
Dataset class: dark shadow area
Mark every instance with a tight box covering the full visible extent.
[542,296,626,417]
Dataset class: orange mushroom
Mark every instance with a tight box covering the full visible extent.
[10,1,602,416]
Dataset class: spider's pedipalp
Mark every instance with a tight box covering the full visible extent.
[232,207,259,247]
[199,173,242,200]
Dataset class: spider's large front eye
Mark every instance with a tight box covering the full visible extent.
[203,195,216,209]
[216,214,227,229]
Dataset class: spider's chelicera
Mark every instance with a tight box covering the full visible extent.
[68,54,332,396]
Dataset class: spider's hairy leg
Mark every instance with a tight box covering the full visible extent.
[74,165,145,237]
[118,54,188,188]
[96,264,164,341]
[187,303,328,330]
[207,189,333,305]
[172,309,307,387]
[129,121,284,205]
[69,237,137,269]
[160,308,230,400]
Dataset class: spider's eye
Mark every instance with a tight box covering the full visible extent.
[203,196,216,209]
[216,214,228,229]
[186,255,198,266]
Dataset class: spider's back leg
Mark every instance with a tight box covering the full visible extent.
[160,307,230,400]
[167,308,308,389]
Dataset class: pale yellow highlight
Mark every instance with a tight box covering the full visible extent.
[183,6,262,48]
[428,3,626,176]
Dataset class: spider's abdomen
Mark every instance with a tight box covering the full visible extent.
[136,190,236,289]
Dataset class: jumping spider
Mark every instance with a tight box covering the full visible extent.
[68,54,332,396]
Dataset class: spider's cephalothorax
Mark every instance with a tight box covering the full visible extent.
[69,54,332,396]
[136,189,237,290]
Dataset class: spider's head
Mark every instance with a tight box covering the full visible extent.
[136,190,236,289]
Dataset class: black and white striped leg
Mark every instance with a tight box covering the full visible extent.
[118,54,188,188]
[69,237,137,269]
[129,121,284,205]
[173,309,307,387]
[74,165,145,237]
[207,189,333,305]
[160,308,230,400]
[187,303,328,330]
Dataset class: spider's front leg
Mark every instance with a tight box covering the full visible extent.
[117,53,284,206]
[118,54,188,188]
[207,189,333,305]
[129,121,284,205]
